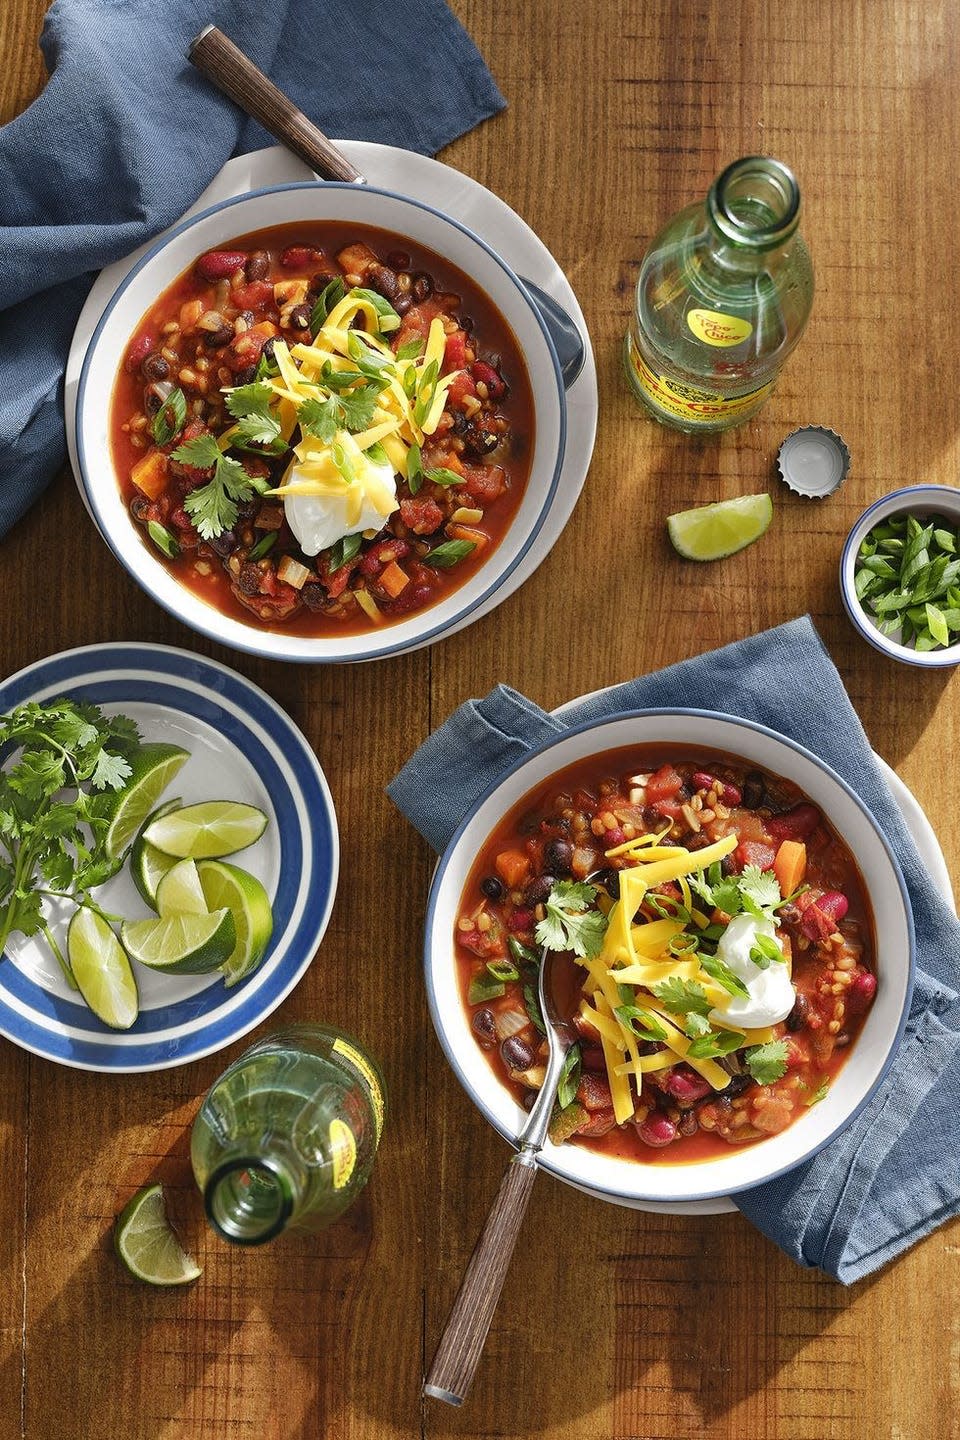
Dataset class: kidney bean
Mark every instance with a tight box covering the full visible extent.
[787,993,810,1031]
[471,359,506,399]
[508,907,534,933]
[637,1115,677,1147]
[847,969,877,1014]
[525,874,556,906]
[196,250,247,281]
[543,837,573,875]
[125,333,156,373]
[281,245,320,269]
[480,875,505,901]
[472,1008,496,1048]
[766,803,822,842]
[663,1066,712,1105]
[410,272,433,303]
[500,1035,536,1072]
[604,825,627,847]
[817,891,849,923]
[799,900,840,942]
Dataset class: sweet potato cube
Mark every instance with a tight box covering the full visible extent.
[130,449,168,500]
[378,561,410,598]
[494,848,531,889]
[774,840,807,898]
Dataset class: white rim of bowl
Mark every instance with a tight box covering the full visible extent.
[840,484,960,667]
[76,181,567,663]
[424,706,916,1203]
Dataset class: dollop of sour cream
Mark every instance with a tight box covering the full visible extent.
[708,912,796,1030]
[283,446,398,558]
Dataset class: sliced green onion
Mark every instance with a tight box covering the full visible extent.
[146,521,180,559]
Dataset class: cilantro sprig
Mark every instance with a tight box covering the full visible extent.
[535,881,608,959]
[744,1039,790,1085]
[171,434,269,540]
[0,701,141,983]
[689,861,782,920]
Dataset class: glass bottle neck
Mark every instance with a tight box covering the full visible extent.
[203,1147,306,1245]
[705,156,801,253]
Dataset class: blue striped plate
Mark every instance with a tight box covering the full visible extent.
[0,644,338,1071]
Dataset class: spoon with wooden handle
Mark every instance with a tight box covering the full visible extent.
[422,944,577,1406]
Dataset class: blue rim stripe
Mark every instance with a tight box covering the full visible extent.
[424,706,916,1203]
[75,182,567,664]
[0,643,338,1071]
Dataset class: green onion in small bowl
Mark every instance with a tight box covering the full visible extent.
[840,484,960,666]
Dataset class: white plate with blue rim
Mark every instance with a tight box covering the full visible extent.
[0,643,338,1071]
[64,142,597,661]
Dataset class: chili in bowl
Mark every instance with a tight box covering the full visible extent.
[424,710,914,1206]
[76,183,567,663]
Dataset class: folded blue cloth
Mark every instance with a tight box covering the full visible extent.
[0,0,504,537]
[388,616,960,1282]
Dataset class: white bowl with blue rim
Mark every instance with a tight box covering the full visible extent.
[840,484,960,668]
[75,182,575,663]
[423,709,914,1206]
[0,643,338,1071]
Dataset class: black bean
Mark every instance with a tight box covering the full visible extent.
[202,325,234,349]
[500,1035,536,1073]
[480,875,505,901]
[394,294,412,316]
[287,303,312,330]
[245,252,269,281]
[237,310,255,328]
[472,1008,496,1048]
[301,583,326,611]
[787,994,810,1031]
[142,383,169,416]
[141,352,169,382]
[130,496,152,521]
[206,530,237,557]
[543,838,573,875]
[458,314,475,333]
[678,1111,699,1136]
[309,271,336,296]
[742,771,766,809]
[525,874,557,906]
[463,428,500,460]
[597,867,621,900]
[386,249,410,270]
[410,272,433,303]
[725,1073,753,1097]
[237,563,264,596]
[367,264,400,302]
[233,365,258,385]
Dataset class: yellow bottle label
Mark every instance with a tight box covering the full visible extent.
[329,1118,357,1190]
[686,308,753,346]
[627,336,773,423]
[332,1036,385,1144]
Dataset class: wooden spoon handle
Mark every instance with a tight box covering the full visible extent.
[423,1154,538,1407]
[188,26,365,184]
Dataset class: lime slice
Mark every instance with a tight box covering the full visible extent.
[143,801,268,860]
[120,910,237,974]
[98,743,190,860]
[197,860,274,988]
[156,859,209,918]
[666,493,774,561]
[130,798,183,909]
[67,908,139,1029]
[115,1183,201,1286]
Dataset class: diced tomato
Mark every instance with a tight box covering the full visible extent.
[653,798,685,822]
[461,465,506,504]
[734,839,778,872]
[399,497,444,535]
[578,1108,617,1138]
[576,1072,613,1112]
[443,331,468,371]
[766,804,822,843]
[446,371,478,407]
[232,281,275,312]
[645,764,684,803]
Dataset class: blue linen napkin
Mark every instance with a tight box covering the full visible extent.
[0,0,504,538]
[388,616,960,1282]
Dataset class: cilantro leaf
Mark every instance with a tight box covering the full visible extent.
[738,864,782,911]
[171,433,220,471]
[90,749,133,793]
[805,1077,830,1107]
[181,453,260,540]
[535,881,607,959]
[226,382,275,422]
[298,395,341,444]
[744,1040,790,1085]
[650,977,712,1017]
[683,1011,713,1040]
[337,386,379,433]
[556,1045,582,1109]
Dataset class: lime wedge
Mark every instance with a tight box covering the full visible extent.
[667,493,774,561]
[115,1183,201,1286]
[99,744,190,860]
[197,860,274,988]
[120,910,237,974]
[143,801,268,859]
[67,908,139,1029]
[130,798,183,909]
[155,859,209,918]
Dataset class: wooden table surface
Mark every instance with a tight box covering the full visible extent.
[2,2,959,1437]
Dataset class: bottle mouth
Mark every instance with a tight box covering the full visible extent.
[707,156,801,250]
[204,1155,295,1245]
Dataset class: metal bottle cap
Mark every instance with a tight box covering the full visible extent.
[776,426,851,498]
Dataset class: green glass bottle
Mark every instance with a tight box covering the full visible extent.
[191,1022,385,1245]
[624,156,814,433]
